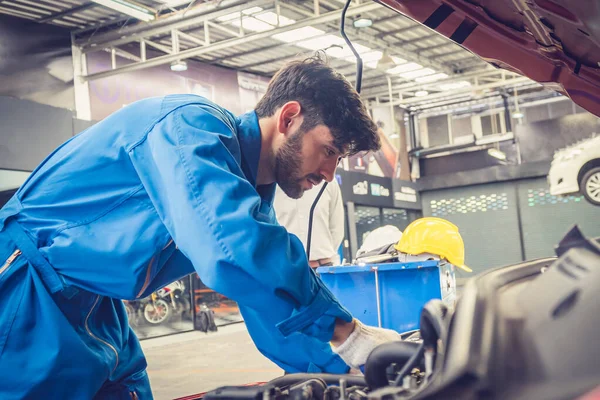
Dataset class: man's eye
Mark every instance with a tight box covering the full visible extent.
[326,148,335,157]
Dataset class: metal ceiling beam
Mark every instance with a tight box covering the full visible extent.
[276,1,454,74]
[76,0,273,49]
[417,41,455,54]
[396,33,439,46]
[73,14,133,35]
[362,67,506,96]
[348,30,454,74]
[375,23,426,38]
[432,49,465,59]
[392,76,532,106]
[82,2,381,81]
[38,1,95,23]
[208,29,339,64]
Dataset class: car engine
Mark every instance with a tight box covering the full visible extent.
[194,226,600,400]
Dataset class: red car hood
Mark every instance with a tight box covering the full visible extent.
[379,0,600,117]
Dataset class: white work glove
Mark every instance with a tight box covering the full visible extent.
[332,319,403,369]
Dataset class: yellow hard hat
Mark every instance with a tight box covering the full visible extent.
[394,217,472,272]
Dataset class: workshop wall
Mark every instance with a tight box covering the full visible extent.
[0,96,96,172]
[421,181,523,279]
[87,51,243,120]
[421,176,600,278]
[0,14,74,110]
[0,96,73,171]
[516,178,600,260]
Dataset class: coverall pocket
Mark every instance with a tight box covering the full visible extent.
[0,256,27,359]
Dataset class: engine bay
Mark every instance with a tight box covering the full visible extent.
[190,226,600,400]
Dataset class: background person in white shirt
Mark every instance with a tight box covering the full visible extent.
[274,179,345,268]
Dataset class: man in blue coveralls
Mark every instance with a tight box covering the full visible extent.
[0,55,402,399]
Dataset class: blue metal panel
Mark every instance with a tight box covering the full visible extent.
[317,261,446,332]
[379,267,441,332]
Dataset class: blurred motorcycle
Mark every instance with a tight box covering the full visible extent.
[143,280,192,325]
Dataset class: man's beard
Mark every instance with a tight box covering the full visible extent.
[275,129,325,199]
[274,131,305,199]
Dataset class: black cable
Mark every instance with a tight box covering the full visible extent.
[306,0,363,262]
[392,342,425,387]
[340,0,363,93]
[306,182,328,261]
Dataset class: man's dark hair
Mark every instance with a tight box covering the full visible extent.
[255,53,381,156]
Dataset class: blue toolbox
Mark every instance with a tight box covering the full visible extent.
[316,261,456,333]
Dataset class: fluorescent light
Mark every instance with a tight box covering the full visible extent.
[344,51,383,69]
[230,16,274,32]
[155,0,190,5]
[242,6,264,14]
[391,56,406,64]
[255,11,294,26]
[487,148,507,160]
[439,80,472,91]
[92,0,155,21]
[389,133,399,139]
[399,68,436,80]
[296,34,345,50]
[348,51,383,63]
[170,60,187,72]
[415,90,429,97]
[217,7,264,22]
[324,41,373,58]
[415,73,449,83]
[512,111,524,118]
[217,12,241,22]
[273,26,324,43]
[386,62,422,75]
[353,18,373,28]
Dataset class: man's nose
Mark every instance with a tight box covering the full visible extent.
[319,157,339,182]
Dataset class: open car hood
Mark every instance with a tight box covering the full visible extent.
[379,0,600,117]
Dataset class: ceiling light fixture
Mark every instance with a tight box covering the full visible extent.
[386,62,422,75]
[415,73,449,83]
[170,60,187,72]
[512,111,524,118]
[415,90,429,97]
[92,0,155,21]
[439,80,472,91]
[353,18,373,28]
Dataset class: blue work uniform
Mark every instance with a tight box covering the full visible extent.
[0,95,352,399]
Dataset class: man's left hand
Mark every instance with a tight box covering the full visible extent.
[331,319,402,369]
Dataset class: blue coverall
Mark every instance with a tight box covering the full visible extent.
[0,95,352,399]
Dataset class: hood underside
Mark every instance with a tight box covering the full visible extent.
[379,0,600,117]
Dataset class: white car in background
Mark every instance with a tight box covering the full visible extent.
[548,135,600,206]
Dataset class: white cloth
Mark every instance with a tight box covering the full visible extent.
[356,225,403,257]
[332,319,403,368]
[274,180,345,264]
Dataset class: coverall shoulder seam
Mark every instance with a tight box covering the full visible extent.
[126,100,235,152]
[171,106,239,267]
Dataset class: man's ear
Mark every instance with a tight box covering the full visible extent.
[277,101,302,137]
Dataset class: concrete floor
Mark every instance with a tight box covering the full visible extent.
[142,323,283,400]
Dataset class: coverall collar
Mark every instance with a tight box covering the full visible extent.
[237,110,276,205]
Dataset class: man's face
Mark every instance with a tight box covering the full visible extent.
[275,123,343,199]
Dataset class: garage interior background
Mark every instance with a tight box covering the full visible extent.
[1,0,600,339]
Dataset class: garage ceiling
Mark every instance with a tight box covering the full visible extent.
[0,0,539,108]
